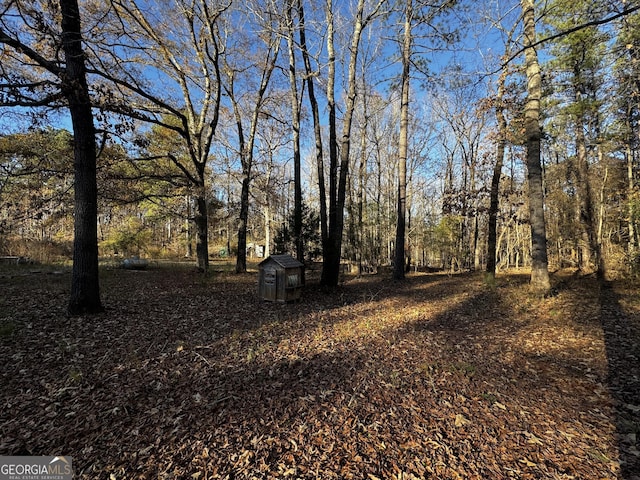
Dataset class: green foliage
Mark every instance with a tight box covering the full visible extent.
[610,9,640,157]
[100,217,152,256]
[544,0,609,125]
[0,124,210,261]
[67,367,83,384]
[433,215,462,250]
[0,129,75,254]
[274,202,321,261]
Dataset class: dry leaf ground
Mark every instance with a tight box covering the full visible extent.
[0,262,639,479]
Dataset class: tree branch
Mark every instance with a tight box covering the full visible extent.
[0,26,63,76]
[503,4,640,68]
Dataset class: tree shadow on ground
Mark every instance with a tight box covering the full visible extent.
[599,281,640,479]
[405,273,630,478]
[2,266,636,478]
[69,348,371,477]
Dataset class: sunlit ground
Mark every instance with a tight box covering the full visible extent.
[0,263,638,478]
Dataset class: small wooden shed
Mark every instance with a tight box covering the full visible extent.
[258,254,304,302]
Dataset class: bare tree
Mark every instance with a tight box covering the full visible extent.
[285,0,304,265]
[221,1,281,273]
[486,64,509,282]
[320,0,388,286]
[87,0,230,271]
[296,0,328,263]
[486,17,518,282]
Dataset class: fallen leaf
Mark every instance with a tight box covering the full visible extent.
[525,432,544,445]
[455,413,470,427]
[1,267,633,479]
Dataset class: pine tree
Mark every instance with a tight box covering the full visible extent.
[545,0,609,278]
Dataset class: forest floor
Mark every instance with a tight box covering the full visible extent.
[0,261,639,479]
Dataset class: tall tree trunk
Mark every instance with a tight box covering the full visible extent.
[521,0,551,294]
[628,142,637,261]
[322,0,340,286]
[232,83,249,273]
[487,67,508,280]
[597,157,608,260]
[298,0,328,255]
[357,95,368,274]
[330,0,371,285]
[374,133,383,266]
[232,28,279,274]
[236,172,250,273]
[286,0,304,266]
[61,0,104,315]
[469,154,479,270]
[574,119,602,277]
[194,185,209,271]
[394,0,412,280]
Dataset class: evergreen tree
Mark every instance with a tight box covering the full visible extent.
[545,0,609,278]
[274,202,321,262]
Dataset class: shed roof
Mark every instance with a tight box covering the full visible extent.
[259,254,304,269]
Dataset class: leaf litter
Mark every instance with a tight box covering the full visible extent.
[0,265,638,478]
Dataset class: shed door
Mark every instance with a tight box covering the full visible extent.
[263,268,277,301]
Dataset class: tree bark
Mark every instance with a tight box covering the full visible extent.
[574,118,602,277]
[285,0,304,266]
[322,0,379,286]
[486,67,508,280]
[236,173,249,273]
[194,187,209,271]
[185,195,193,258]
[61,0,104,315]
[521,0,551,294]
[322,0,340,286]
[394,0,412,280]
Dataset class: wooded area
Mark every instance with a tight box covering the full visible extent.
[2,0,640,304]
[1,0,640,477]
